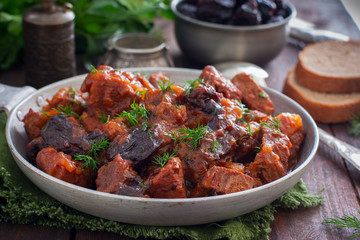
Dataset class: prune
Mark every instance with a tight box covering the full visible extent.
[232,0,262,26]
[177,2,197,19]
[197,0,236,24]
[274,0,285,9]
[256,0,276,22]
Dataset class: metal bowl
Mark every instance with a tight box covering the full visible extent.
[171,0,297,65]
[3,67,317,226]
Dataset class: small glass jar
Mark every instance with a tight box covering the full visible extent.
[101,33,174,68]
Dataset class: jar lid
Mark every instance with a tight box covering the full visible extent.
[108,33,166,54]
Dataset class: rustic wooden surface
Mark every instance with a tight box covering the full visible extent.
[1,0,360,239]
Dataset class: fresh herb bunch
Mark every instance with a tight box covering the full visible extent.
[0,0,173,70]
[115,100,149,126]
[323,211,360,239]
[74,138,110,172]
[348,115,360,138]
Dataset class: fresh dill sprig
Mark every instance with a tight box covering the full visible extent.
[211,140,221,154]
[254,146,262,153]
[98,112,110,124]
[74,138,110,172]
[39,110,49,118]
[90,64,103,75]
[176,123,208,150]
[348,115,360,138]
[322,211,360,239]
[260,118,281,133]
[138,181,149,189]
[183,78,203,96]
[152,149,178,168]
[53,105,79,119]
[259,92,267,98]
[158,79,174,93]
[114,100,149,127]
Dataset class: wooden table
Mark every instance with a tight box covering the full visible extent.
[1,0,360,239]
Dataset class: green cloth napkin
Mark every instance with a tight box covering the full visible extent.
[0,112,323,240]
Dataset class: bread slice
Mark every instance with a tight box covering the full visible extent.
[296,41,360,93]
[283,67,360,123]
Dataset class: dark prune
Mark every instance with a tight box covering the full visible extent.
[274,0,285,9]
[197,0,236,24]
[177,2,197,19]
[232,0,262,26]
[256,0,276,22]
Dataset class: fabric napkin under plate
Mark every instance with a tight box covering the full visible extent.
[0,112,323,240]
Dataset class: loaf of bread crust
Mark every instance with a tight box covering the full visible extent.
[295,41,360,93]
[283,68,360,123]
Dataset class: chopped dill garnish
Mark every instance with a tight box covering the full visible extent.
[158,79,174,93]
[40,110,49,118]
[153,149,178,168]
[254,146,262,153]
[114,100,149,127]
[183,78,203,96]
[259,92,267,98]
[90,64,103,75]
[211,140,221,154]
[175,105,181,109]
[74,138,110,172]
[260,118,281,133]
[323,211,360,239]
[98,112,110,124]
[138,181,149,189]
[174,123,208,150]
[53,105,79,119]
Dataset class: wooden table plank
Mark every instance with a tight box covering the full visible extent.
[0,222,72,240]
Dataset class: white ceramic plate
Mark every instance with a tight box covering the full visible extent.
[5,67,318,226]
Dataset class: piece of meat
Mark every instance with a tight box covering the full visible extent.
[277,113,306,168]
[231,72,274,114]
[23,109,49,140]
[177,142,215,187]
[248,124,291,183]
[148,72,171,89]
[36,147,92,188]
[41,87,85,114]
[191,166,254,197]
[199,65,242,100]
[96,154,147,197]
[146,157,187,198]
[41,114,92,156]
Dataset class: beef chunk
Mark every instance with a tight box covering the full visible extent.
[42,114,91,156]
[199,65,242,100]
[277,113,306,168]
[41,87,85,114]
[148,72,170,89]
[248,124,291,183]
[80,66,143,117]
[96,154,147,197]
[231,72,274,114]
[191,166,254,197]
[177,143,215,187]
[146,157,187,198]
[36,147,92,188]
[23,109,48,140]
